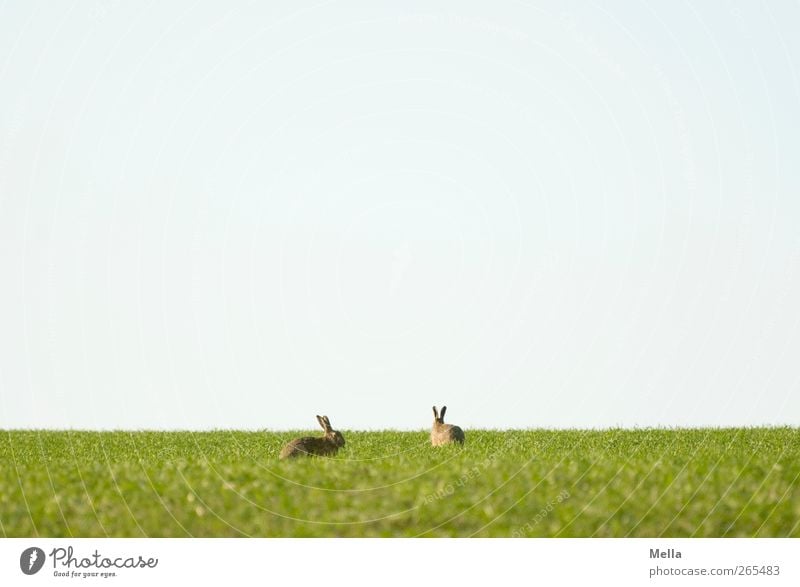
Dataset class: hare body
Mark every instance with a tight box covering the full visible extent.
[279,415,345,459]
[431,406,465,446]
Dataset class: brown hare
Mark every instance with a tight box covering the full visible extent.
[431,405,465,446]
[279,415,345,459]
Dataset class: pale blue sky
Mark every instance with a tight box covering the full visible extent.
[1,1,799,429]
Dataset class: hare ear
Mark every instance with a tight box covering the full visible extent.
[322,415,332,430]
[316,415,326,431]
[432,406,439,420]
[440,406,447,422]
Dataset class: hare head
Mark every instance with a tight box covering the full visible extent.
[317,415,345,448]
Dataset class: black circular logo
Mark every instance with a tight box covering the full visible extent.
[20,547,45,575]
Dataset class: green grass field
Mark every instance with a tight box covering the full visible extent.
[1,428,798,537]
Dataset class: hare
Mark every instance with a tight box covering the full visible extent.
[279,415,345,459]
[431,405,465,446]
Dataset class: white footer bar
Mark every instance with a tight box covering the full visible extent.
[1,538,796,586]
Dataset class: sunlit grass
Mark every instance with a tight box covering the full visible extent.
[1,428,798,537]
